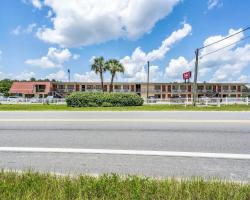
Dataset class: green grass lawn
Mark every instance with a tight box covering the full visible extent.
[0,103,250,111]
[0,171,249,200]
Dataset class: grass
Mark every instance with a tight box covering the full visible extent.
[0,171,249,200]
[0,103,250,111]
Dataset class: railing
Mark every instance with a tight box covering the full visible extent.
[145,97,250,106]
[0,97,66,104]
[1,97,249,106]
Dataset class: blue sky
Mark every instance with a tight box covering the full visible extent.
[0,0,250,82]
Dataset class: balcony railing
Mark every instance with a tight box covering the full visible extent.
[35,89,45,93]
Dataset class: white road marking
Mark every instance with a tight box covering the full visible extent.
[0,147,250,160]
[0,118,249,123]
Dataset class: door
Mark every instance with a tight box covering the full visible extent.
[136,84,141,93]
[131,85,135,92]
[76,84,79,91]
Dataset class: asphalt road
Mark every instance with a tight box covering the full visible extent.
[0,111,250,181]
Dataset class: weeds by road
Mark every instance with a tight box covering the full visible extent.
[0,171,249,200]
[0,104,250,111]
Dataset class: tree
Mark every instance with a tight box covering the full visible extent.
[91,56,107,92]
[105,59,124,92]
[30,77,36,81]
[0,79,13,96]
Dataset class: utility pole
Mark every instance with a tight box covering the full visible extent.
[147,61,150,103]
[193,48,199,106]
[68,69,70,82]
[191,27,250,106]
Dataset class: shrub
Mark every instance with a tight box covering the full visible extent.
[66,92,144,107]
[101,102,113,107]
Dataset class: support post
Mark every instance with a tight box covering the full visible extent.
[193,48,199,106]
[68,69,70,82]
[147,61,150,103]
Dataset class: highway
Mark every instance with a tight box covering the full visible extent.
[0,111,250,181]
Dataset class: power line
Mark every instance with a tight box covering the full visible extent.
[200,35,250,59]
[199,27,250,50]
[192,26,250,106]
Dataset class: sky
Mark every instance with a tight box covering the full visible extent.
[0,0,250,83]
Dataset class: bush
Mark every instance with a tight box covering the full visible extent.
[101,102,113,107]
[66,92,144,107]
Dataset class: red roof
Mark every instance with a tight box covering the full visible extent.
[9,82,51,94]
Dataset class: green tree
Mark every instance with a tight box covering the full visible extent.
[30,77,36,81]
[0,79,14,96]
[105,59,124,92]
[91,56,107,92]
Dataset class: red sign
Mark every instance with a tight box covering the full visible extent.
[183,71,192,80]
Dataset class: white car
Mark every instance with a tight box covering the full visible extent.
[7,96,23,103]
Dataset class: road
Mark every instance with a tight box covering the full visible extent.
[0,111,250,181]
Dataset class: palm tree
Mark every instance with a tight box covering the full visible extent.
[91,57,106,92]
[105,59,124,92]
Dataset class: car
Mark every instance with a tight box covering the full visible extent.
[147,96,157,103]
[30,98,40,103]
[7,96,22,103]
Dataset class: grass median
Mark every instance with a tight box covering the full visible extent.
[0,171,249,200]
[0,104,250,111]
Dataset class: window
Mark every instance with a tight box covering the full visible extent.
[154,94,161,99]
[172,85,178,90]
[154,85,161,91]
[206,85,212,90]
[35,85,46,92]
[87,85,94,90]
[67,85,74,90]
[197,85,204,90]
[114,85,121,90]
[231,85,236,90]
[95,85,102,90]
[81,85,85,91]
[58,85,65,89]
[222,85,229,91]
[180,85,187,91]
[123,85,129,90]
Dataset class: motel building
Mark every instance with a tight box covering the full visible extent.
[9,81,248,99]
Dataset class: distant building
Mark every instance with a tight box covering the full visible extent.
[9,81,249,99]
[9,82,52,98]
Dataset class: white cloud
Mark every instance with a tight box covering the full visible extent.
[166,28,250,83]
[207,0,223,10]
[72,54,80,60]
[120,23,192,82]
[36,0,180,47]
[11,23,37,35]
[236,75,250,83]
[165,56,191,81]
[23,0,42,9]
[74,71,99,82]
[0,71,36,81]
[11,26,21,35]
[47,47,72,64]
[198,29,250,82]
[25,23,37,34]
[46,70,68,81]
[32,0,42,9]
[15,72,36,80]
[26,56,57,69]
[147,23,192,61]
[25,47,77,69]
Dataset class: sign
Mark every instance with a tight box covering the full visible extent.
[183,71,192,81]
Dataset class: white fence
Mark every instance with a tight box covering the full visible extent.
[0,97,66,104]
[145,97,249,106]
[0,97,249,106]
